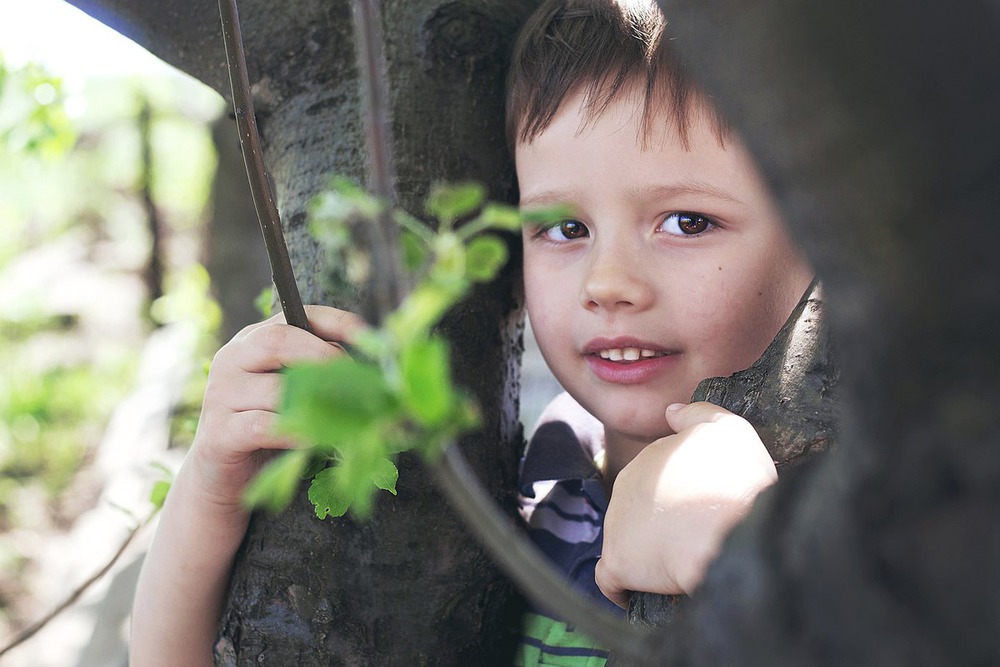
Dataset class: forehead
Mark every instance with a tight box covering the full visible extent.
[515,87,755,209]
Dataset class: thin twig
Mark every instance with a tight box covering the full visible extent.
[138,99,165,318]
[428,446,666,665]
[349,1,659,657]
[352,0,404,323]
[218,0,311,332]
[0,510,156,659]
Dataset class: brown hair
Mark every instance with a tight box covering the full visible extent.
[506,0,726,149]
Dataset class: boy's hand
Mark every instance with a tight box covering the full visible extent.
[595,402,777,607]
[186,305,367,514]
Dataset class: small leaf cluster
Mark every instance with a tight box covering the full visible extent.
[243,180,537,520]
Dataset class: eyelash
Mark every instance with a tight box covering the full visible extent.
[531,212,717,243]
[657,212,717,237]
[533,219,589,242]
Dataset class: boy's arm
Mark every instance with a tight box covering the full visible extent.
[130,306,365,667]
[130,462,252,667]
[595,402,777,606]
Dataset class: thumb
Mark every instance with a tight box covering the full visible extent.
[663,401,739,433]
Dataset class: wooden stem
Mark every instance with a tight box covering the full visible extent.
[429,446,666,665]
[352,0,404,323]
[218,0,311,331]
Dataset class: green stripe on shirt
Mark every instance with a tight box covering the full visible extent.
[515,612,609,666]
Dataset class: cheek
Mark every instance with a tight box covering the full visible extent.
[523,258,563,350]
[676,263,793,371]
[523,258,546,318]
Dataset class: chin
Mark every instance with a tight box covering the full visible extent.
[591,395,679,438]
[600,413,674,443]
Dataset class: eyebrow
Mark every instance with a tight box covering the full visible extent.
[519,190,579,208]
[625,181,741,204]
[519,180,741,208]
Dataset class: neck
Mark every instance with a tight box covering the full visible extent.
[601,429,655,492]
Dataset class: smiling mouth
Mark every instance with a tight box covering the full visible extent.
[595,347,669,363]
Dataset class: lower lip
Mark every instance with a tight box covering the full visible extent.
[584,354,679,385]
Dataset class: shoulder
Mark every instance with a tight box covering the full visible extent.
[520,392,604,491]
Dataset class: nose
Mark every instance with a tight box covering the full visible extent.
[580,239,655,313]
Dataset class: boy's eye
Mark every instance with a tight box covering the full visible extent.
[659,212,714,236]
[542,219,590,241]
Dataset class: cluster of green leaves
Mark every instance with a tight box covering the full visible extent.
[0,57,75,159]
[244,180,537,519]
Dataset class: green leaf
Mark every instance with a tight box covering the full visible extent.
[520,203,575,226]
[308,466,352,519]
[301,455,331,480]
[254,288,273,318]
[243,449,309,513]
[371,457,399,495]
[431,233,467,283]
[426,182,486,225]
[351,329,391,360]
[478,203,523,232]
[309,177,382,234]
[279,359,399,445]
[393,209,435,244]
[465,234,508,282]
[400,336,455,427]
[149,480,171,510]
[401,230,429,273]
[324,437,391,519]
[387,283,464,342]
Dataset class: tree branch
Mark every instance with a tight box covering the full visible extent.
[218,0,311,331]
[352,0,404,323]
[428,446,666,665]
[350,1,659,658]
[0,510,155,659]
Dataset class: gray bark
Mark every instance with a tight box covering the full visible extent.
[65,0,537,663]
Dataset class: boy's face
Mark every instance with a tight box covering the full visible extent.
[517,87,813,444]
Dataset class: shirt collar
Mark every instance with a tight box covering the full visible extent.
[519,393,606,495]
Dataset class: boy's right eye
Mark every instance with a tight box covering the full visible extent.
[539,219,589,241]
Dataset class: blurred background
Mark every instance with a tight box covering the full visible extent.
[0,1,265,664]
[0,2,561,665]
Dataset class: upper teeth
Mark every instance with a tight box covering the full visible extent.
[598,348,663,361]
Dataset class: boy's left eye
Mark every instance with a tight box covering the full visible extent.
[540,219,590,241]
[658,212,714,236]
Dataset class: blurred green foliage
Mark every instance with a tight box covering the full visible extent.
[0,54,223,528]
[244,180,560,520]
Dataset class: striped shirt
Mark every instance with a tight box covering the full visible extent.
[516,394,622,666]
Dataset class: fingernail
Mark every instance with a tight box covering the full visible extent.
[666,403,685,412]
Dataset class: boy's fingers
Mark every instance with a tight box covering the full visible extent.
[227,410,301,454]
[663,401,744,434]
[233,306,368,346]
[230,322,348,372]
[302,305,369,344]
[212,372,283,413]
[594,558,630,609]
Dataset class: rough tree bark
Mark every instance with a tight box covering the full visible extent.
[65,0,1000,664]
[65,0,537,664]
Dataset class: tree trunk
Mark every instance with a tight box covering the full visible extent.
[66,0,537,663]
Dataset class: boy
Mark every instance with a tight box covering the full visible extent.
[130,0,813,665]
[509,1,810,662]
